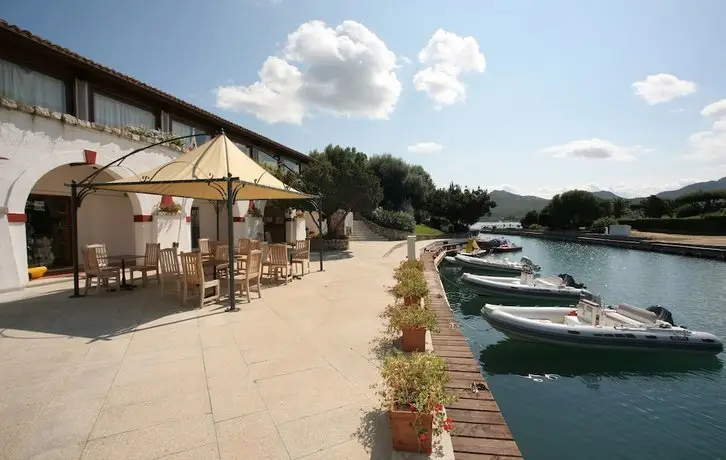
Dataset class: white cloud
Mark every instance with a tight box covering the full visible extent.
[413,29,486,108]
[701,98,726,117]
[686,99,726,160]
[485,184,520,194]
[215,20,402,124]
[632,73,696,105]
[399,56,413,65]
[407,142,443,154]
[540,138,650,161]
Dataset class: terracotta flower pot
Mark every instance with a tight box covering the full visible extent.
[403,296,421,307]
[389,408,433,454]
[401,327,426,352]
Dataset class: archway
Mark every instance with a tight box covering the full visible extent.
[189,199,228,249]
[25,164,139,273]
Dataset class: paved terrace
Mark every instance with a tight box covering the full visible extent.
[0,241,455,460]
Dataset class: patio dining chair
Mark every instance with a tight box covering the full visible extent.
[291,240,310,277]
[262,243,291,285]
[214,244,231,278]
[198,238,212,261]
[158,247,181,298]
[82,244,120,294]
[180,251,220,308]
[235,237,251,271]
[219,249,263,302]
[131,243,161,286]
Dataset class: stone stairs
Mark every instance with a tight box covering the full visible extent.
[349,218,389,241]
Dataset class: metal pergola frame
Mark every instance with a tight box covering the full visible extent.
[65,130,324,312]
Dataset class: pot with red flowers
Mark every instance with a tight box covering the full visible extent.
[377,351,456,454]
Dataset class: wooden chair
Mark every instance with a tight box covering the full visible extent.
[198,238,212,261]
[235,238,251,270]
[291,240,310,276]
[180,251,220,308]
[131,243,161,286]
[250,239,261,250]
[82,244,120,294]
[221,249,263,302]
[158,248,181,298]
[262,243,291,285]
[214,244,231,278]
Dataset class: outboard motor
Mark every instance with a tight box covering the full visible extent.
[557,273,587,289]
[646,305,676,326]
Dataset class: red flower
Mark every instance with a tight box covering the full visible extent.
[434,403,443,412]
[408,403,416,412]
[443,416,454,432]
[418,434,428,442]
[445,417,453,424]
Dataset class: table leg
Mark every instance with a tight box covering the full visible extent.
[119,259,136,290]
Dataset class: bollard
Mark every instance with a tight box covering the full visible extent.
[407,235,417,260]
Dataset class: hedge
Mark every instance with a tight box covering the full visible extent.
[369,208,416,233]
[619,216,726,235]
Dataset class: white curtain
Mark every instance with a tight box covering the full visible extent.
[172,120,209,147]
[93,93,155,128]
[0,58,66,112]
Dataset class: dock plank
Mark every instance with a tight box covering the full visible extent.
[421,246,522,459]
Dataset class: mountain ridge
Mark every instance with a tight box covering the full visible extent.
[485,177,726,220]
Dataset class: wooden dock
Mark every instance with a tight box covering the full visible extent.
[422,242,523,459]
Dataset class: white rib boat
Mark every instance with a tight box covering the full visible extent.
[461,270,595,302]
[444,254,540,275]
[481,300,724,354]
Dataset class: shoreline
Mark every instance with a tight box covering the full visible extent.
[478,228,726,261]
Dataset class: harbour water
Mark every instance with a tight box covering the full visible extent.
[440,235,726,459]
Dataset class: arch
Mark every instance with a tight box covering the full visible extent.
[5,149,145,215]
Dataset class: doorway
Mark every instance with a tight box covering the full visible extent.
[190,206,200,249]
[25,194,72,270]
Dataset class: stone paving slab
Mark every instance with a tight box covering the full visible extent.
[0,241,455,460]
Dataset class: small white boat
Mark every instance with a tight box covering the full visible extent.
[462,270,594,302]
[445,253,540,275]
[481,299,724,355]
[457,238,488,258]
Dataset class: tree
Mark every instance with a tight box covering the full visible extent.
[367,155,435,216]
[539,190,604,230]
[611,197,629,218]
[520,210,539,228]
[674,190,726,214]
[640,195,671,218]
[297,145,383,235]
[426,183,496,232]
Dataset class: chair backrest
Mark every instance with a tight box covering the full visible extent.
[85,243,108,268]
[180,251,203,284]
[260,242,269,262]
[250,239,261,250]
[145,243,161,266]
[247,249,262,278]
[159,248,180,275]
[236,238,250,255]
[209,240,218,255]
[215,244,229,261]
[268,244,288,265]
[82,246,100,274]
[198,238,210,255]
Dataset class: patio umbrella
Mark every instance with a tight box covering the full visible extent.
[76,131,317,311]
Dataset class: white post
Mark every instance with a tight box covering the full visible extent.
[407,235,417,260]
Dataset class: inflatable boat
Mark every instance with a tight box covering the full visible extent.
[481,300,723,354]
[457,238,488,258]
[444,253,540,275]
[462,271,594,302]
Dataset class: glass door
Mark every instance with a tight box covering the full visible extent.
[25,194,72,269]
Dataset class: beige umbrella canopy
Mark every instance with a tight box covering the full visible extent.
[91,133,313,201]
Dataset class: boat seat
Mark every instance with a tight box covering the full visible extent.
[603,310,642,327]
[617,304,659,324]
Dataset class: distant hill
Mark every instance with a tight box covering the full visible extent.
[483,177,726,220]
[485,190,549,220]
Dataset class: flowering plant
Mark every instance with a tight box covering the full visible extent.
[389,269,429,300]
[153,201,182,215]
[377,352,456,447]
[381,301,439,335]
[393,259,425,282]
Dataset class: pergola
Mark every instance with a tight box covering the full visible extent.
[67,130,321,311]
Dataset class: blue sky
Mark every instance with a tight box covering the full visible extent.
[2,0,726,197]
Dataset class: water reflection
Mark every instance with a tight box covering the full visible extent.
[480,339,724,379]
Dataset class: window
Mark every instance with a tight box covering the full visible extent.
[0,58,66,112]
[172,120,210,148]
[282,157,300,174]
[233,141,251,156]
[93,93,155,128]
[257,149,278,167]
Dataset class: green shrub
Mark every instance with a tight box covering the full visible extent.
[370,208,416,232]
[619,216,726,235]
[673,203,703,218]
[527,224,546,231]
[589,216,618,233]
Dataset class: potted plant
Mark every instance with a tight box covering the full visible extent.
[377,352,455,454]
[382,301,438,352]
[390,269,429,306]
[154,197,182,215]
[393,259,424,281]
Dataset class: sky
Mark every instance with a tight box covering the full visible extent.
[2,0,726,198]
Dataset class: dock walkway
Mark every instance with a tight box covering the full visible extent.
[422,241,523,459]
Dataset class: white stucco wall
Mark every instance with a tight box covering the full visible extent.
[0,106,262,291]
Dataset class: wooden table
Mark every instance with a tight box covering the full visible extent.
[107,254,144,291]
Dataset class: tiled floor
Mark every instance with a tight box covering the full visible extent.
[0,241,449,460]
